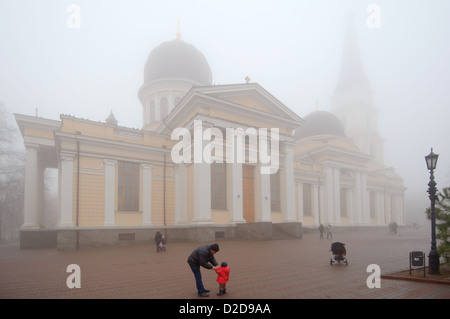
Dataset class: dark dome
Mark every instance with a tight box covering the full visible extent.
[294,111,345,140]
[144,39,212,85]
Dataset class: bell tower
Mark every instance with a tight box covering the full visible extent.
[331,14,384,165]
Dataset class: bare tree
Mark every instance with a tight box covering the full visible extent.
[0,103,25,242]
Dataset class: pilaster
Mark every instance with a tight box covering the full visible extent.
[103,159,116,226]
[58,153,75,227]
[282,142,296,222]
[22,143,40,229]
[142,164,153,226]
[230,162,246,224]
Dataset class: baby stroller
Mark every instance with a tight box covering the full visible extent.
[330,242,347,266]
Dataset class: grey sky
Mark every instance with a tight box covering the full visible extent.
[1,0,449,222]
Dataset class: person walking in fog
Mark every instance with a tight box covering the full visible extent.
[187,243,220,297]
[326,224,333,239]
[154,231,163,252]
[319,224,324,239]
[215,261,230,296]
[388,221,398,234]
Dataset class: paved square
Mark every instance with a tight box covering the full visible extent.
[0,227,449,299]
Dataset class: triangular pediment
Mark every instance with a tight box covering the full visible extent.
[159,83,302,136]
[200,83,296,118]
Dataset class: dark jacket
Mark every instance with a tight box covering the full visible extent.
[187,245,219,269]
[154,231,162,243]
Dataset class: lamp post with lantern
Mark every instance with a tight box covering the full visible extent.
[425,148,440,275]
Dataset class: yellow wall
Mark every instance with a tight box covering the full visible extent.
[24,127,54,140]
[150,179,175,226]
[271,212,284,223]
[71,155,106,227]
[148,166,175,226]
[212,210,231,224]
[68,152,178,227]
[228,97,269,113]
[116,213,142,226]
[303,216,315,226]
[340,217,350,226]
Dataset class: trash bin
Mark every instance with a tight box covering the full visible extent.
[409,251,425,277]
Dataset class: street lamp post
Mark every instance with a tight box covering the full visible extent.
[425,148,440,275]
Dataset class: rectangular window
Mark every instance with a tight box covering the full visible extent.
[270,170,281,211]
[211,163,227,210]
[118,161,140,211]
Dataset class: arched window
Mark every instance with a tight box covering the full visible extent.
[150,101,155,122]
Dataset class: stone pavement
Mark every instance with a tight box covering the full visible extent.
[0,226,449,300]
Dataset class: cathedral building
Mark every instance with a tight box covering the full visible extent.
[15,26,405,249]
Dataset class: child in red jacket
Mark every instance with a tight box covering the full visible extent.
[215,261,230,296]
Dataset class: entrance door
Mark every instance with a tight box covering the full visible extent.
[242,165,255,223]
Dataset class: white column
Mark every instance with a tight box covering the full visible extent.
[354,172,362,224]
[399,194,405,225]
[376,192,383,225]
[312,183,319,225]
[142,164,153,226]
[386,194,392,223]
[324,166,334,224]
[192,161,212,223]
[230,162,246,224]
[104,159,116,226]
[35,161,45,227]
[361,173,370,224]
[174,164,187,224]
[297,182,304,224]
[282,143,296,222]
[155,93,160,121]
[59,154,75,227]
[391,194,402,224]
[192,121,213,224]
[143,103,148,127]
[347,189,354,225]
[333,167,341,224]
[22,144,39,229]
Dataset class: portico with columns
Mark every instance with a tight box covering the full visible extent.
[158,83,302,227]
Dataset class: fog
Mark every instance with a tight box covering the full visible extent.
[1,0,449,224]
